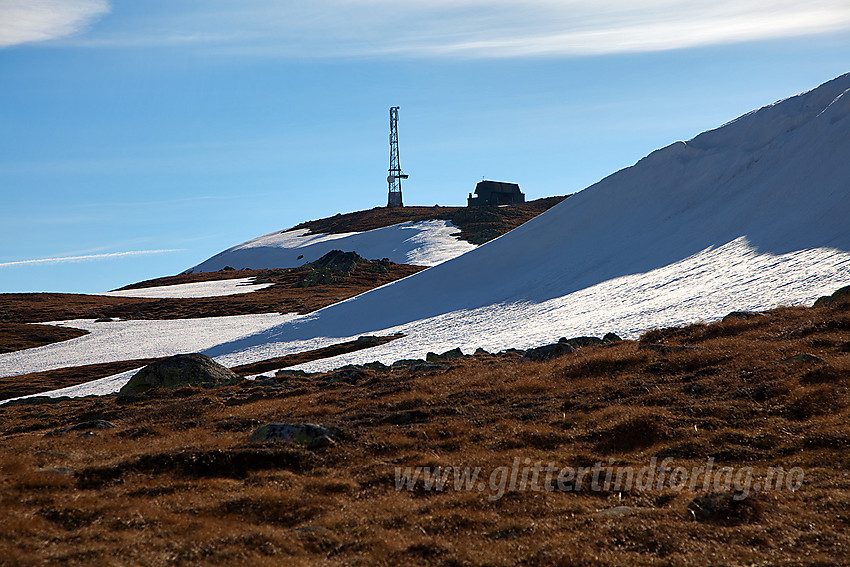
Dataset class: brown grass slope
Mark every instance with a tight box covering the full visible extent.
[0,323,89,354]
[1,294,849,565]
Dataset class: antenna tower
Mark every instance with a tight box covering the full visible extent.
[387,106,407,207]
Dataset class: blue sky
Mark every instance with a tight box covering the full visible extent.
[1,0,849,294]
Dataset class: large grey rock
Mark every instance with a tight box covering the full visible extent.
[119,353,243,396]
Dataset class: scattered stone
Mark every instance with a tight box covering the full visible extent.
[473,347,491,356]
[354,335,383,347]
[46,420,116,437]
[370,258,392,273]
[250,423,339,449]
[501,348,525,356]
[275,369,309,378]
[688,491,760,524]
[426,348,464,362]
[94,317,114,323]
[602,332,623,343]
[119,353,243,397]
[40,467,77,476]
[559,336,604,348]
[391,359,426,368]
[522,342,574,362]
[291,250,366,287]
[73,420,116,431]
[326,367,368,384]
[780,353,825,365]
[309,250,363,274]
[363,361,390,371]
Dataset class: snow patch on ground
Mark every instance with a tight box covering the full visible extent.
[0,313,293,378]
[188,220,476,272]
[99,277,274,298]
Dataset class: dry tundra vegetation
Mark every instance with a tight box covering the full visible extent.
[1,286,849,566]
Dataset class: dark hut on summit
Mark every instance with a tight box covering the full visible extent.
[467,180,525,206]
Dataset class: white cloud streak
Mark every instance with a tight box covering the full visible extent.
[0,0,110,48]
[65,0,850,58]
[0,249,182,268]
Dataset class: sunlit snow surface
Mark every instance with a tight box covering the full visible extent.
[3,73,850,403]
[214,238,850,373]
[99,277,274,298]
[188,220,476,272]
[0,313,293,378]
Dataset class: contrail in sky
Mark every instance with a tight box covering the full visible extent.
[0,249,182,268]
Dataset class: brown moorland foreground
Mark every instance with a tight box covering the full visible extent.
[1,292,849,565]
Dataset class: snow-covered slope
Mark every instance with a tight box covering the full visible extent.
[200,73,850,367]
[4,73,850,399]
[187,219,476,272]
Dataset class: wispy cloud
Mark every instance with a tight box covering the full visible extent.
[64,0,850,58]
[0,249,182,268]
[0,0,110,48]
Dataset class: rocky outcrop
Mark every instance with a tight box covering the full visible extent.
[522,334,621,362]
[426,348,464,362]
[119,353,242,396]
[293,250,365,287]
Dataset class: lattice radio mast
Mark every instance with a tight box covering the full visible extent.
[387,106,408,208]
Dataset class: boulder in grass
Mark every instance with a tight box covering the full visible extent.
[119,353,243,396]
[522,342,574,362]
[559,336,604,349]
[426,348,464,362]
[250,423,338,449]
[603,332,623,343]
